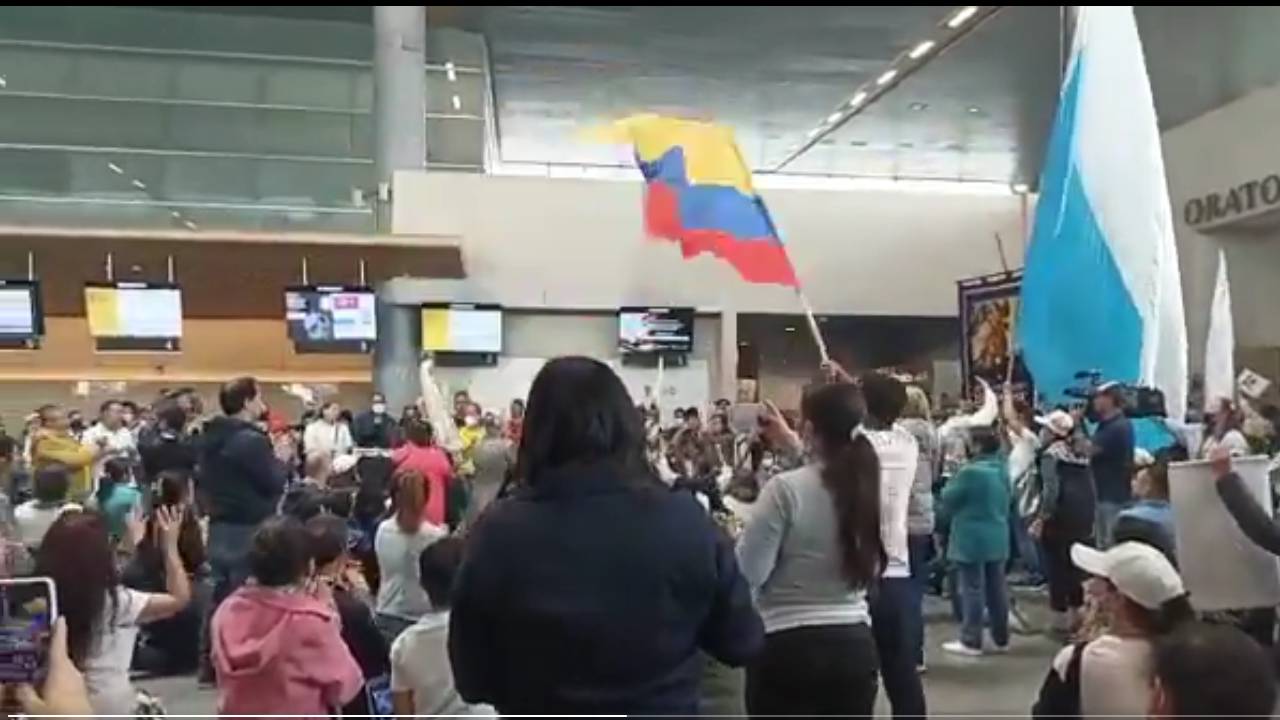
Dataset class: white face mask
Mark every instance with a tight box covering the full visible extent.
[372,403,387,415]
[464,415,479,428]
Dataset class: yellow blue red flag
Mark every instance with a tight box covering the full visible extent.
[602,114,798,286]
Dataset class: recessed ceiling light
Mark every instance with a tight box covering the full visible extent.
[908,40,936,59]
[877,69,898,86]
[967,105,983,114]
[170,210,181,219]
[807,127,823,138]
[784,326,797,333]
[131,179,146,190]
[909,102,929,112]
[1011,182,1029,194]
[444,61,457,82]
[184,220,198,231]
[848,91,869,107]
[0,76,7,88]
[107,162,123,175]
[451,94,461,111]
[825,111,842,124]
[947,6,979,29]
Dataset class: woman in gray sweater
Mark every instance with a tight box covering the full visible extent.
[736,382,885,717]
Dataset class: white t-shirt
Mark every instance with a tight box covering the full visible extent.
[1202,429,1250,458]
[13,501,82,549]
[84,587,153,718]
[390,610,495,717]
[374,519,448,620]
[865,427,919,579]
[1007,426,1040,487]
[80,423,137,485]
[303,420,354,459]
[1052,634,1152,719]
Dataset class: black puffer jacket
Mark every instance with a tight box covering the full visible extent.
[197,417,287,526]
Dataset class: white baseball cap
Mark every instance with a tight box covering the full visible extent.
[1071,541,1185,610]
[1037,409,1075,437]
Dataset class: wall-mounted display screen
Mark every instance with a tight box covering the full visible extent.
[421,304,503,354]
[619,307,695,353]
[0,280,43,346]
[285,286,376,353]
[84,282,183,351]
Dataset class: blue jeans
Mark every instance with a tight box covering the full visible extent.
[870,576,927,718]
[956,561,1009,650]
[201,522,257,673]
[906,534,932,667]
[1009,512,1045,581]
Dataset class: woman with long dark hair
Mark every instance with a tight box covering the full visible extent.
[35,508,189,716]
[449,356,762,715]
[123,470,207,675]
[735,382,884,716]
[374,468,447,644]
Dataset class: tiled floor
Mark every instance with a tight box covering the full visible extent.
[144,591,1061,717]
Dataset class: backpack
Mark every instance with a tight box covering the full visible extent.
[1031,642,1086,720]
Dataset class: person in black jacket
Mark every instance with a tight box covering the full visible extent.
[306,514,390,717]
[138,399,197,486]
[448,356,763,715]
[352,393,398,450]
[1032,410,1096,637]
[196,376,289,682]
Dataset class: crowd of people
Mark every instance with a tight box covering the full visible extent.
[0,359,1277,719]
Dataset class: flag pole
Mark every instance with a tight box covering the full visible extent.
[795,288,830,365]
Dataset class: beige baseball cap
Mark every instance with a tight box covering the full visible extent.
[1071,541,1185,610]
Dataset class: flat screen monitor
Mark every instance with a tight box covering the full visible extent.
[619,307,694,354]
[0,280,43,347]
[285,285,377,353]
[84,282,183,351]
[421,304,503,354]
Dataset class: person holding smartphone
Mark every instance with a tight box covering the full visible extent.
[35,507,189,717]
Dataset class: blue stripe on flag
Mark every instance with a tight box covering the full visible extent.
[1018,56,1143,406]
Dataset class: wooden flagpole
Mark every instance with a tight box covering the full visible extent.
[796,288,830,366]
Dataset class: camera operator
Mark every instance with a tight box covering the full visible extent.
[1087,382,1135,548]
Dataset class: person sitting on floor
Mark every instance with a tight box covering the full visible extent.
[391,536,494,717]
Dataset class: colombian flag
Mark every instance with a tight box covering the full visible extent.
[605,114,798,287]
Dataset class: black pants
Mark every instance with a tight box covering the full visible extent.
[1043,531,1087,613]
[870,576,927,719]
[745,623,878,718]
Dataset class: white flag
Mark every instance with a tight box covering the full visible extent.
[1203,247,1234,411]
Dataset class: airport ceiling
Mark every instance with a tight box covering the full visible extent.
[168,5,1280,185]
[1,6,1277,232]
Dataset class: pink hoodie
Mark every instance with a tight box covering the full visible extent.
[212,585,364,720]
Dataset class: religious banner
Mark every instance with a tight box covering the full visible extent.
[1169,456,1280,611]
[958,271,1032,402]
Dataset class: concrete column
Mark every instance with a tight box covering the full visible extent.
[719,308,739,401]
[373,5,427,231]
[374,287,422,412]
[372,6,426,406]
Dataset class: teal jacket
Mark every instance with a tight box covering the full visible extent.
[939,454,1011,564]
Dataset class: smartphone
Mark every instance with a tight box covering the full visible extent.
[729,403,765,435]
[0,577,57,685]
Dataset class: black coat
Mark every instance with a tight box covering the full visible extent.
[139,429,198,484]
[448,461,763,715]
[196,417,288,526]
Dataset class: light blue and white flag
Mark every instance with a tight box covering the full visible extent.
[1019,6,1187,422]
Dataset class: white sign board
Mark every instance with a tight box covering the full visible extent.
[1238,368,1272,400]
[1170,456,1280,611]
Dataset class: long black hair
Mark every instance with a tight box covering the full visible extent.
[516,356,654,486]
[801,382,885,589]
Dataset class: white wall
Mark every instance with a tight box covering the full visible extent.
[1162,82,1280,366]
[394,172,1024,317]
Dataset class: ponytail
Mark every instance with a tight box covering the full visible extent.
[821,431,886,588]
[802,383,886,590]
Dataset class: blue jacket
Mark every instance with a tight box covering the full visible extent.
[449,461,763,715]
[940,454,1011,563]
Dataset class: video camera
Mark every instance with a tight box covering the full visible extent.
[1063,370,1168,421]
